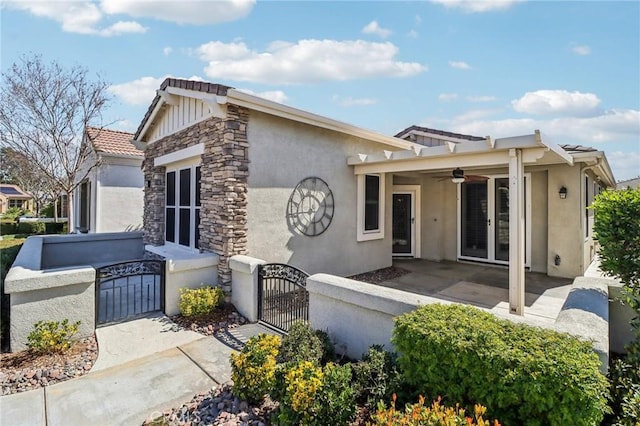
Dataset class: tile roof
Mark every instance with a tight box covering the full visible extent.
[133,78,233,141]
[395,125,486,142]
[617,177,640,190]
[86,127,142,157]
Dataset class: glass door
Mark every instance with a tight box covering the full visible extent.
[494,178,510,261]
[392,193,413,255]
[461,181,488,259]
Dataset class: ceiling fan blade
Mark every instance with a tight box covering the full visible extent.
[465,175,489,182]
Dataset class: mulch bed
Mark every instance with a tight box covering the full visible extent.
[169,303,247,336]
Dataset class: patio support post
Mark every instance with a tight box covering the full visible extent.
[508,148,525,315]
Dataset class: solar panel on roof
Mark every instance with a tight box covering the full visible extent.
[0,187,22,195]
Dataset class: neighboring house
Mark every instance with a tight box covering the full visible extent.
[617,176,640,189]
[0,184,34,214]
[132,78,615,315]
[74,127,144,233]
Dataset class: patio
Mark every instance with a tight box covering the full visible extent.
[380,259,573,323]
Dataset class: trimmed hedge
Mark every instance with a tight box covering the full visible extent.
[393,304,609,426]
[0,221,17,235]
[17,221,45,235]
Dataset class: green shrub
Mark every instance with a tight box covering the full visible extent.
[393,304,609,426]
[1,207,25,220]
[373,394,500,426]
[276,361,355,425]
[178,285,224,317]
[609,357,640,425]
[26,319,80,354]
[44,222,66,234]
[353,345,401,410]
[230,334,280,403]
[16,221,45,235]
[592,188,640,293]
[0,221,17,235]
[277,321,335,365]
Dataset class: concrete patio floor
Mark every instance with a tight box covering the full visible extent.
[382,259,573,323]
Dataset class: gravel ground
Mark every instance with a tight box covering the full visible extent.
[0,334,98,396]
[349,266,410,284]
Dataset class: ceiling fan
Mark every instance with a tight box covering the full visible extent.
[431,168,489,183]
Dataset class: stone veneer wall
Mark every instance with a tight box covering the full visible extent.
[142,105,249,290]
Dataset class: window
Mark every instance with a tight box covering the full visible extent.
[8,199,23,209]
[78,181,90,231]
[357,173,385,241]
[166,165,201,249]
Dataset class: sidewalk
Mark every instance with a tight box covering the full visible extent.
[0,315,242,426]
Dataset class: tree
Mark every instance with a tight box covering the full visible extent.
[0,147,53,216]
[0,54,110,232]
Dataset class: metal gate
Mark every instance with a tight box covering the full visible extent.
[95,260,165,326]
[258,263,309,332]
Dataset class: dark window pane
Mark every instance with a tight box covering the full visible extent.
[166,208,175,242]
[180,168,191,206]
[179,208,190,246]
[166,171,176,206]
[195,209,200,249]
[364,175,380,231]
[196,166,201,207]
[461,182,488,258]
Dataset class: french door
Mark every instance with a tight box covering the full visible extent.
[392,186,421,257]
[458,175,530,266]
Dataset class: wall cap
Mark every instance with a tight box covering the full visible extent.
[145,244,219,272]
[229,255,266,274]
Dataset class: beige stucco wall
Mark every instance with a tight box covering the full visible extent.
[96,159,143,232]
[246,111,396,276]
[547,164,584,278]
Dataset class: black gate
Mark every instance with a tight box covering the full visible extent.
[95,260,165,326]
[258,263,309,332]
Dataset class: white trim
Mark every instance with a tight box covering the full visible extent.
[164,164,201,252]
[357,173,386,242]
[456,173,532,268]
[392,185,421,258]
[155,143,204,167]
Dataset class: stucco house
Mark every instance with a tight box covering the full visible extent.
[0,184,34,214]
[74,127,144,233]
[132,78,615,315]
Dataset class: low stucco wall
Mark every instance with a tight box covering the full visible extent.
[229,255,266,323]
[41,232,144,269]
[308,273,610,371]
[5,237,96,352]
[145,245,219,316]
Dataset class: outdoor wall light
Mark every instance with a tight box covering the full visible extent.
[555,254,561,266]
[559,186,567,199]
[451,168,465,184]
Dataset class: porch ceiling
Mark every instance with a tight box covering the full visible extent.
[348,130,573,175]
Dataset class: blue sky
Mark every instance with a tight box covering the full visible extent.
[2,0,639,180]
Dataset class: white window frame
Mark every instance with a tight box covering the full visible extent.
[165,163,201,251]
[357,173,385,241]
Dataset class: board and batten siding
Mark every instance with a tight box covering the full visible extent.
[148,97,214,143]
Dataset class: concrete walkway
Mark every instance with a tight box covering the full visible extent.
[0,315,248,426]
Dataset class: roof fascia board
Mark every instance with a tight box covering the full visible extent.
[572,151,616,187]
[134,97,164,143]
[226,89,414,150]
[354,151,511,175]
[157,90,180,106]
[165,86,227,104]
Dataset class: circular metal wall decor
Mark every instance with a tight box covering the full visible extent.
[287,177,334,237]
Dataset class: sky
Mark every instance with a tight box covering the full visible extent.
[1,0,639,181]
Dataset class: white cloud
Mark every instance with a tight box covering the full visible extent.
[449,61,471,70]
[512,90,601,116]
[332,95,378,107]
[100,0,255,25]
[109,76,167,105]
[195,39,427,84]
[163,47,173,56]
[571,44,591,56]
[431,0,522,13]
[467,95,497,102]
[441,108,640,145]
[362,20,392,38]
[607,151,640,181]
[5,0,253,36]
[236,89,288,104]
[438,93,458,101]
[4,1,146,37]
